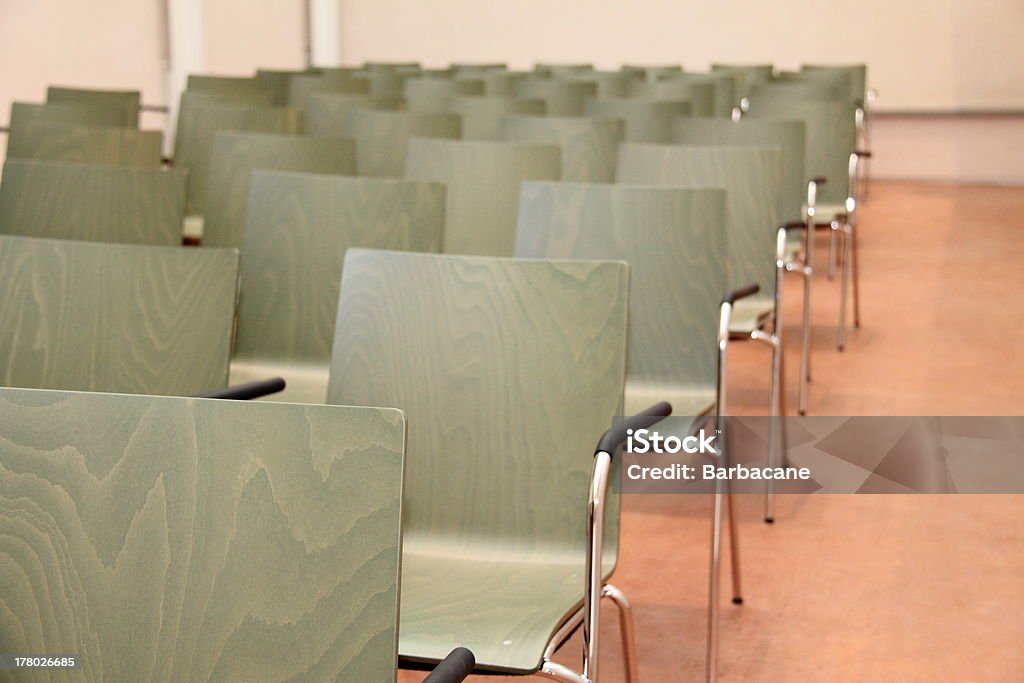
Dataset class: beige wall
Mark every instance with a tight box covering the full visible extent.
[204,0,305,75]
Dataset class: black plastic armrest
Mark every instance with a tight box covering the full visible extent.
[781,220,805,230]
[194,377,286,400]
[854,150,872,158]
[595,401,673,455]
[423,648,476,683]
[810,176,826,185]
[723,283,760,305]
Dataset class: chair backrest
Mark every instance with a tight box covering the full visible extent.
[515,183,726,413]
[456,70,526,96]
[514,78,597,115]
[585,98,691,142]
[749,81,844,103]
[9,101,125,134]
[404,139,560,256]
[625,79,715,116]
[352,70,414,97]
[173,96,301,213]
[327,249,628,559]
[256,67,309,104]
[0,235,238,395]
[621,64,684,82]
[710,64,775,99]
[341,110,461,177]
[304,92,402,136]
[46,86,140,127]
[0,386,406,682]
[202,132,356,248]
[533,62,594,77]
[6,121,163,168]
[187,74,270,96]
[617,144,782,297]
[803,64,868,103]
[446,95,545,140]
[746,98,857,205]
[0,159,186,245]
[177,88,275,107]
[501,115,624,183]
[673,118,806,223]
[560,71,633,97]
[287,72,370,108]
[672,72,740,117]
[404,77,485,114]
[232,171,445,402]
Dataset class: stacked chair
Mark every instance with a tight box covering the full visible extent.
[1,59,873,683]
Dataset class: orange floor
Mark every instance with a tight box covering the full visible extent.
[401,181,1024,682]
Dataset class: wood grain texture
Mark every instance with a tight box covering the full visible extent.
[625,79,715,116]
[746,98,858,205]
[0,236,238,395]
[327,249,628,672]
[515,182,726,416]
[46,86,140,127]
[617,143,782,303]
[6,122,163,168]
[404,139,560,256]
[340,111,461,177]
[9,102,126,134]
[674,118,807,223]
[304,93,403,137]
[403,78,484,114]
[0,387,405,683]
[500,115,624,183]
[445,96,544,140]
[202,132,356,249]
[513,78,597,115]
[231,172,445,404]
[173,96,301,213]
[0,159,187,246]
[584,98,691,143]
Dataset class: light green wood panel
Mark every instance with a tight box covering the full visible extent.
[746,98,857,205]
[626,79,715,116]
[711,64,775,99]
[173,97,301,213]
[364,61,421,71]
[46,87,140,127]
[256,68,312,104]
[446,96,544,140]
[0,387,405,683]
[584,98,691,143]
[560,71,632,97]
[287,73,370,108]
[352,70,414,97]
[305,93,403,137]
[404,78,484,114]
[6,121,162,168]
[456,70,527,96]
[617,144,782,302]
[500,115,624,183]
[621,64,683,81]
[661,73,739,117]
[515,183,726,416]
[533,63,594,77]
[203,132,356,249]
[231,171,445,403]
[0,159,186,245]
[451,63,507,75]
[179,88,275,106]
[0,236,238,395]
[187,74,270,95]
[327,249,628,672]
[9,102,125,135]
[674,118,806,223]
[404,139,560,256]
[803,64,868,103]
[341,111,460,177]
[749,81,844,103]
[514,78,597,115]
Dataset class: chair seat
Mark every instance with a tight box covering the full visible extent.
[399,547,603,674]
[729,295,774,334]
[228,359,329,403]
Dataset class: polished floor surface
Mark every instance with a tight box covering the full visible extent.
[400,181,1024,682]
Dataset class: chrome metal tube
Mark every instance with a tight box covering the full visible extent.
[583,451,612,682]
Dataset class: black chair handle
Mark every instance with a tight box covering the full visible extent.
[810,176,826,184]
[781,220,806,230]
[595,401,673,455]
[194,377,286,400]
[423,648,476,683]
[723,283,760,305]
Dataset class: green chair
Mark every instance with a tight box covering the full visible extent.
[0,386,413,683]
[749,81,844,103]
[501,115,625,182]
[621,64,683,82]
[9,101,126,133]
[456,70,527,96]
[341,110,461,177]
[626,78,715,116]
[585,98,690,142]
[172,95,301,214]
[446,95,544,140]
[514,78,596,115]
[404,139,560,255]
[328,248,664,681]
[0,159,186,245]
[256,67,312,104]
[533,62,594,77]
[202,132,356,248]
[46,86,140,127]
[304,92,403,136]
[364,61,421,71]
[6,121,162,167]
[287,72,370,108]
[452,62,507,74]
[617,144,789,523]
[177,87,274,107]
[514,182,747,682]
[352,69,414,97]
[561,70,633,97]
[669,73,741,118]
[404,77,485,114]
[0,235,237,395]
[186,74,270,96]
[710,64,775,104]
[230,171,445,403]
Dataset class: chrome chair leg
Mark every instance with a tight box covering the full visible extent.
[852,218,861,329]
[603,584,639,683]
[540,661,590,683]
[798,259,812,416]
[827,221,839,280]
[707,479,724,683]
[725,478,743,605]
[838,221,853,351]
